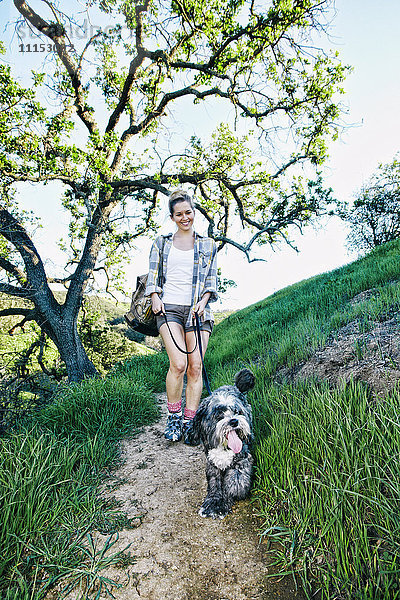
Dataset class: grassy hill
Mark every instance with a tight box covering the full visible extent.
[1,238,400,599]
[206,237,400,599]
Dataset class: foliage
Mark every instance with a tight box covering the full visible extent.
[78,299,153,375]
[339,155,400,255]
[0,0,349,381]
[217,267,237,295]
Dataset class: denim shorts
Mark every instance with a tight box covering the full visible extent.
[155,304,213,334]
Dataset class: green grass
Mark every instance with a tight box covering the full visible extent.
[253,379,400,599]
[207,239,400,381]
[204,238,400,599]
[2,238,400,599]
[0,368,160,599]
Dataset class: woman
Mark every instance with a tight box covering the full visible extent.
[145,189,218,442]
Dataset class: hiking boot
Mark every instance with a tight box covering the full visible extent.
[164,413,182,442]
[182,420,199,446]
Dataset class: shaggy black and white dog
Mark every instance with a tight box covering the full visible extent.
[186,368,255,519]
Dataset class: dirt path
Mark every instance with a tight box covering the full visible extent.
[97,395,305,600]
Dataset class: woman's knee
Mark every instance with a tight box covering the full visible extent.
[187,360,202,381]
[169,360,187,378]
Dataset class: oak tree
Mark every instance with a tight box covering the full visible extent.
[340,156,400,254]
[0,0,347,381]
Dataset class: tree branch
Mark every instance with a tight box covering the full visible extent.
[64,199,115,312]
[213,233,266,263]
[105,0,150,135]
[13,0,99,136]
[0,307,33,318]
[0,283,32,299]
[0,208,59,314]
[0,256,27,286]
[141,49,234,85]
[47,275,73,285]
[110,178,171,195]
[2,170,77,186]
[0,307,37,335]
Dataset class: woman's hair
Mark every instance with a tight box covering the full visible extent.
[168,189,194,216]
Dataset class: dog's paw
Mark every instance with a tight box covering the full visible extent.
[198,497,230,519]
[199,506,226,519]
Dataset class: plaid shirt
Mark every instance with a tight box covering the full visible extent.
[145,232,218,327]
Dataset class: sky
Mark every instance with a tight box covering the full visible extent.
[1,0,400,310]
[216,0,400,309]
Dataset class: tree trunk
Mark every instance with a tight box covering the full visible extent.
[55,321,98,383]
[39,305,99,383]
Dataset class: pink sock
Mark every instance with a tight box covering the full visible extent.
[184,407,197,421]
[168,401,182,414]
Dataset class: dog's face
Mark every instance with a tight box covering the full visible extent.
[212,392,252,452]
[188,386,252,452]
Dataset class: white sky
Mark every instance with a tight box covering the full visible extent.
[217,0,400,309]
[1,0,400,310]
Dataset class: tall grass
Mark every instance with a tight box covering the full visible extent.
[109,351,168,394]
[205,238,400,598]
[252,379,400,599]
[0,367,160,598]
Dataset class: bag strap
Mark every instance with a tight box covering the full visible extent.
[158,236,166,288]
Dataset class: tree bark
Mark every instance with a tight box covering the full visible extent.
[44,311,98,383]
[0,207,99,382]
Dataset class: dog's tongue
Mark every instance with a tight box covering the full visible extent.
[227,430,242,454]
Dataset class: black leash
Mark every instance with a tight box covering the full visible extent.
[194,312,212,395]
[161,310,212,395]
[162,313,198,355]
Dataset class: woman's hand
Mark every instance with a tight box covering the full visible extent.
[193,295,209,318]
[151,293,164,315]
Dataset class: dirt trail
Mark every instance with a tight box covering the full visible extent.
[95,395,305,600]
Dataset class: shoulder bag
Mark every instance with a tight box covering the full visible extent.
[124,237,166,337]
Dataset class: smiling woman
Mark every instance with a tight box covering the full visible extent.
[144,189,218,443]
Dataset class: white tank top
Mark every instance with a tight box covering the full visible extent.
[162,244,194,305]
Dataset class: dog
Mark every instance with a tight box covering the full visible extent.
[186,368,255,519]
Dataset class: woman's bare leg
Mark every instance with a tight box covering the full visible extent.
[159,322,187,407]
[185,330,210,412]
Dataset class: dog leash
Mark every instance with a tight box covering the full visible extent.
[194,312,212,395]
[160,311,212,394]
[161,312,198,355]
